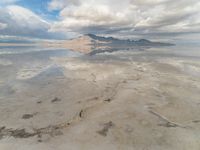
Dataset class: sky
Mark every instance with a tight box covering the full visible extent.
[0,0,200,42]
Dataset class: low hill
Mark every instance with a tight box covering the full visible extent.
[45,34,174,54]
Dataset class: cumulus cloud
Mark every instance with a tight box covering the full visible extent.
[49,0,200,38]
[48,0,80,11]
[0,0,200,40]
[0,5,66,39]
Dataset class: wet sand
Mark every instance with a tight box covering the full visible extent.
[0,47,200,150]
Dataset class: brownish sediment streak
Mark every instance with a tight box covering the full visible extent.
[42,35,109,54]
[59,35,93,53]
[0,39,92,54]
[0,35,120,54]
[0,43,39,47]
[0,36,94,54]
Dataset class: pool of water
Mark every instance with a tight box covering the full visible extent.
[0,45,199,99]
[0,46,82,97]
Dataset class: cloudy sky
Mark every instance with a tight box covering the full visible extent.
[0,0,200,42]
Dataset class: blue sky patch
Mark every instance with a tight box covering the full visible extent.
[15,0,59,20]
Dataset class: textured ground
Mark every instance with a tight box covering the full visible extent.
[0,50,200,150]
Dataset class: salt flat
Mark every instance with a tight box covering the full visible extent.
[0,46,200,150]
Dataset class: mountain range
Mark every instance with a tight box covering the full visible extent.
[0,34,174,54]
[56,34,174,54]
[86,34,174,46]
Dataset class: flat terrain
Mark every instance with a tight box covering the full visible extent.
[0,47,200,150]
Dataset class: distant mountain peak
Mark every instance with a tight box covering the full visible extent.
[83,34,174,46]
[84,34,118,42]
[137,39,151,43]
[85,33,96,37]
[62,34,174,54]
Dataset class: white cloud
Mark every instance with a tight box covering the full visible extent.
[7,5,49,28]
[1,0,200,40]
[48,0,80,11]
[0,5,66,39]
[49,0,200,38]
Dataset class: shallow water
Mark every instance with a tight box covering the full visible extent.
[0,46,81,98]
[0,45,199,101]
[0,45,200,150]
[0,45,199,83]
